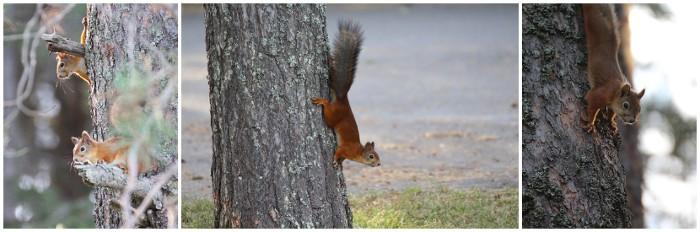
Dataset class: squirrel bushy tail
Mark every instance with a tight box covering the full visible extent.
[331,20,363,100]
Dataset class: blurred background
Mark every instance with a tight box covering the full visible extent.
[628,3,697,228]
[3,4,94,228]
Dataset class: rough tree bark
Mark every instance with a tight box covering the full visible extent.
[204,4,353,228]
[81,4,178,228]
[521,4,632,228]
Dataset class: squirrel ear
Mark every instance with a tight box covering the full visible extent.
[620,84,631,97]
[71,137,80,145]
[365,142,375,150]
[638,89,645,99]
[81,131,93,143]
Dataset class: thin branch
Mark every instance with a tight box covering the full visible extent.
[8,4,76,120]
[41,31,85,56]
[122,164,177,228]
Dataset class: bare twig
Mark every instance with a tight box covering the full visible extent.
[123,165,177,228]
[6,4,76,121]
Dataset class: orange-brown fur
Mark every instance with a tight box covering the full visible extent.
[71,131,154,174]
[56,17,90,86]
[312,21,380,168]
[582,4,644,133]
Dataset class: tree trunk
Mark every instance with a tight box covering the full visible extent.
[82,4,178,228]
[204,4,353,228]
[521,4,632,228]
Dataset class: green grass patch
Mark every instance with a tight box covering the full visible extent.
[181,197,215,228]
[181,187,518,228]
[351,187,518,228]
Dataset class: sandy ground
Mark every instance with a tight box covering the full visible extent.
[181,4,519,198]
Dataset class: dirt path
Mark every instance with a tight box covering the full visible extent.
[181,4,519,198]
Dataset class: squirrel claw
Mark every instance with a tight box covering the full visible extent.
[584,123,597,134]
[311,98,325,105]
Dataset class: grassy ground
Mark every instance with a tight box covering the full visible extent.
[182,187,518,228]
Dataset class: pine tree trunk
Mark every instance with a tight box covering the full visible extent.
[83,4,178,228]
[521,4,632,228]
[204,4,353,228]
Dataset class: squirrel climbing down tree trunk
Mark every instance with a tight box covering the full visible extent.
[522,4,632,228]
[581,4,645,134]
[312,21,380,169]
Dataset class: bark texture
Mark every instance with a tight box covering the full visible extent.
[204,4,353,228]
[521,4,632,228]
[81,4,178,228]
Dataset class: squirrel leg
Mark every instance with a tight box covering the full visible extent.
[332,149,345,169]
[312,97,341,127]
[610,112,618,133]
[81,16,87,46]
[584,90,606,134]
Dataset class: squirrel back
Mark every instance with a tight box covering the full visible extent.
[331,20,363,100]
[71,131,154,174]
[581,4,645,132]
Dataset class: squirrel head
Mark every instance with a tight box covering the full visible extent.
[360,141,381,167]
[55,53,82,80]
[71,131,99,164]
[611,84,645,125]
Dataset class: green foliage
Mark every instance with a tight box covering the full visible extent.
[351,187,518,228]
[182,197,215,228]
[111,66,176,158]
[181,187,518,228]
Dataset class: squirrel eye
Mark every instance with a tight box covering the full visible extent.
[369,155,374,159]
[80,146,86,152]
[623,102,630,109]
[59,62,65,68]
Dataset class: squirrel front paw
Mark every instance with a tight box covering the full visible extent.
[311,98,328,106]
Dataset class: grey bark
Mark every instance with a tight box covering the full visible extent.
[79,4,178,228]
[204,4,353,228]
[521,4,632,228]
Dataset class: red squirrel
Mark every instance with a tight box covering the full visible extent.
[56,17,90,86]
[582,4,645,133]
[312,21,380,168]
[71,131,155,174]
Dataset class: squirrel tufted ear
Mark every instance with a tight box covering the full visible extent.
[71,137,80,145]
[620,84,631,97]
[365,142,375,150]
[638,89,645,99]
[81,131,93,143]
